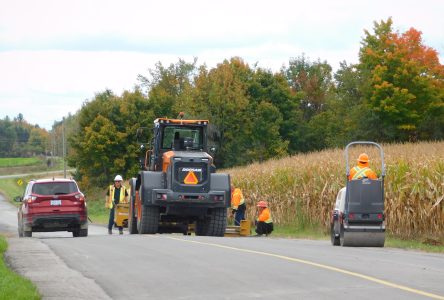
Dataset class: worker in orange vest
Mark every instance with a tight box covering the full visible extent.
[349,153,378,180]
[106,175,129,235]
[255,201,273,236]
[231,185,246,226]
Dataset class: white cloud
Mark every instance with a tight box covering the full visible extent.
[0,0,443,129]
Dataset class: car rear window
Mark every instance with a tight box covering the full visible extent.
[32,182,79,195]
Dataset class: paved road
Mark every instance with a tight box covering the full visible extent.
[1,195,443,300]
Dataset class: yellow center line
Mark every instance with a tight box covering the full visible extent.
[167,237,444,300]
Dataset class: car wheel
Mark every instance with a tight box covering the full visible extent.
[23,228,32,237]
[18,220,23,237]
[331,222,340,246]
[339,224,345,246]
[78,228,88,237]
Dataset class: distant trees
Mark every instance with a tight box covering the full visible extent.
[66,18,444,188]
[0,115,49,157]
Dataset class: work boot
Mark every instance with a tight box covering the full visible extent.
[108,229,112,235]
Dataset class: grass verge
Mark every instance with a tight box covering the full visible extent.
[80,186,109,225]
[87,199,109,225]
[0,178,28,205]
[0,157,41,168]
[0,157,64,176]
[385,236,444,253]
[0,236,40,300]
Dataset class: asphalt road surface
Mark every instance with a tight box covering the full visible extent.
[1,194,443,300]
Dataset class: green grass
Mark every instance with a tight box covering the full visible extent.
[385,237,444,253]
[87,199,109,224]
[0,157,65,176]
[0,157,41,168]
[81,186,109,225]
[0,178,27,205]
[272,224,328,240]
[0,236,40,300]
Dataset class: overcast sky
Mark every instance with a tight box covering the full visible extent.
[0,0,443,130]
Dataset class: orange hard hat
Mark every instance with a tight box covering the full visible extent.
[257,201,268,208]
[357,153,370,163]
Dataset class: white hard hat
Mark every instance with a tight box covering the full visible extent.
[114,175,123,181]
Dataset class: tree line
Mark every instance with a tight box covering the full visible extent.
[67,18,443,188]
[0,113,50,157]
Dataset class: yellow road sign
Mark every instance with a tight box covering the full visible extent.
[17,179,23,186]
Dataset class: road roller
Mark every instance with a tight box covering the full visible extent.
[330,141,386,247]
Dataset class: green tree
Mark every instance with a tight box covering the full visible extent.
[0,117,17,156]
[27,127,49,155]
[68,90,154,187]
[247,101,288,161]
[285,55,334,121]
[194,57,251,167]
[359,18,444,141]
[247,68,304,153]
[138,59,197,118]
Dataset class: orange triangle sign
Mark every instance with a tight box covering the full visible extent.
[184,171,199,185]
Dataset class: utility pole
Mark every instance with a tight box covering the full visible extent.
[62,117,66,178]
[52,128,56,166]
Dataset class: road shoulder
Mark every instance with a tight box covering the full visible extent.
[5,237,111,300]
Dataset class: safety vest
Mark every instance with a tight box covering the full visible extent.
[257,208,273,224]
[351,166,371,180]
[231,188,245,210]
[106,185,128,209]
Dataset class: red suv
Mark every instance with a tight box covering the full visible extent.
[16,178,88,237]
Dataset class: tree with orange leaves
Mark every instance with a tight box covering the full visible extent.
[359,18,444,141]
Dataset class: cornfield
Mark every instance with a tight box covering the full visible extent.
[227,141,444,240]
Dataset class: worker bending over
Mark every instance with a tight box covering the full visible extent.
[255,201,273,236]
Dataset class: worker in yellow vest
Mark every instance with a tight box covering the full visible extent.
[255,201,273,236]
[106,175,129,234]
[231,185,246,226]
[349,153,378,180]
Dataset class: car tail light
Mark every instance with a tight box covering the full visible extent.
[198,195,204,200]
[349,213,355,220]
[75,193,85,202]
[377,213,383,220]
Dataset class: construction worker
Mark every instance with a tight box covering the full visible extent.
[349,153,378,180]
[231,185,246,226]
[255,201,273,236]
[106,175,129,235]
